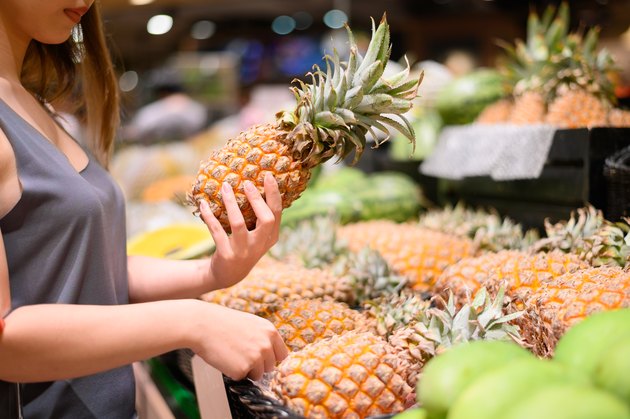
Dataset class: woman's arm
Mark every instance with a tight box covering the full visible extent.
[0,172,288,384]
[128,173,282,303]
[0,299,287,383]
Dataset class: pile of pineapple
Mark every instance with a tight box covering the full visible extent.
[476,3,630,128]
[196,202,629,418]
[177,10,630,417]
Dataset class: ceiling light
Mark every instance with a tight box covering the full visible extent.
[272,15,296,35]
[323,9,347,29]
[119,71,139,92]
[191,20,216,40]
[147,14,173,35]
[130,0,155,5]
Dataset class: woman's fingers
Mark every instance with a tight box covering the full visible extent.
[272,333,289,364]
[221,182,248,240]
[263,172,283,216]
[246,361,265,382]
[244,179,275,231]
[199,200,229,249]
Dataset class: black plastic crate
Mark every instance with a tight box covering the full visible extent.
[435,127,630,229]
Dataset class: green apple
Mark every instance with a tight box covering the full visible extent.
[503,383,630,419]
[417,340,533,419]
[554,309,630,379]
[448,357,588,419]
[593,336,630,406]
[392,407,429,419]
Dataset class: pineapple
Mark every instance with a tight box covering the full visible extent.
[509,91,546,125]
[271,330,415,418]
[433,249,588,307]
[269,214,349,269]
[522,266,630,357]
[200,258,354,313]
[201,246,408,311]
[475,98,513,124]
[188,16,421,231]
[498,3,617,128]
[545,88,608,128]
[268,288,523,419]
[338,204,534,292]
[608,108,630,127]
[338,220,474,292]
[256,298,371,352]
[533,206,630,269]
[542,25,617,128]
[500,3,570,125]
[437,206,627,306]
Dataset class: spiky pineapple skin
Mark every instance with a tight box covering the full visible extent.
[338,220,474,292]
[257,298,370,352]
[270,330,415,419]
[476,98,513,124]
[200,257,354,312]
[509,91,546,125]
[189,123,311,231]
[545,89,609,128]
[608,108,630,127]
[434,249,589,306]
[521,266,630,357]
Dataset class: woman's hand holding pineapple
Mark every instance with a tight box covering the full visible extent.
[200,172,282,290]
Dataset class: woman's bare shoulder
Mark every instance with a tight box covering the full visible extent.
[0,125,20,219]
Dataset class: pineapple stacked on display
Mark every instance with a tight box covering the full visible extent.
[427,205,630,357]
[188,15,422,231]
[476,2,630,128]
[268,288,524,419]
[337,203,536,292]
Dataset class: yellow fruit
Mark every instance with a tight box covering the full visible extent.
[338,220,474,292]
[523,266,630,354]
[434,249,588,306]
[200,257,354,312]
[126,223,213,259]
[256,298,369,352]
[608,108,630,127]
[270,330,415,419]
[545,89,609,128]
[475,98,513,124]
[509,91,546,125]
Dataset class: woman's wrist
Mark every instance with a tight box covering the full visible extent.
[177,299,210,353]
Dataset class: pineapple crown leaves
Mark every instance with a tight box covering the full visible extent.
[277,14,422,169]
[531,204,603,254]
[386,287,525,362]
[417,202,537,252]
[531,205,630,268]
[498,2,570,93]
[365,291,431,338]
[580,217,630,268]
[269,214,349,268]
[333,246,410,305]
[498,1,616,104]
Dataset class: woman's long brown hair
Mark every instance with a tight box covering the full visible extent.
[20,1,119,168]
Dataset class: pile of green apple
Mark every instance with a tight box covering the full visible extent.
[394,308,630,419]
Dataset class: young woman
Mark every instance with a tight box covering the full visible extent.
[0,1,288,417]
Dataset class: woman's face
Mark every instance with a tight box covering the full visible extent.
[0,0,94,45]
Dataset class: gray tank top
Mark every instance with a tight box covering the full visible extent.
[0,99,135,418]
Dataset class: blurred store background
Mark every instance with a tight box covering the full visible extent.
[100,0,630,238]
[101,0,630,129]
